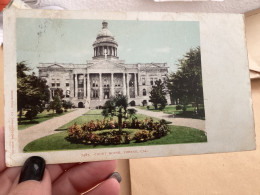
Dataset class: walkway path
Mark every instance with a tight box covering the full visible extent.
[134,107,205,131]
[18,108,88,152]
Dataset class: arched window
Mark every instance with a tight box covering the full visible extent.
[143,89,146,96]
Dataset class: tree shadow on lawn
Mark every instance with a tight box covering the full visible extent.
[82,114,101,116]
[54,128,68,131]
[19,113,64,129]
[19,120,40,125]
[174,111,205,120]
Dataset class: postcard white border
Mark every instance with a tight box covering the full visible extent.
[4,8,255,166]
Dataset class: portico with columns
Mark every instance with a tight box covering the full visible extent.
[70,71,139,107]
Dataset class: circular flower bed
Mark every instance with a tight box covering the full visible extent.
[66,118,169,145]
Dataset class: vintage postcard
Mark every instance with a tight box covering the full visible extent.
[4,8,255,166]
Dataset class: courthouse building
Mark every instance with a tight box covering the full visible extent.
[38,21,170,108]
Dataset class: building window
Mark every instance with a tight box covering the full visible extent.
[66,90,70,98]
[104,89,110,99]
[78,89,84,99]
[57,83,60,87]
[143,89,146,96]
[92,80,98,87]
[150,78,153,86]
[115,78,121,87]
[52,83,55,87]
[78,79,83,88]
[142,77,145,85]
[66,83,69,87]
[129,75,135,87]
[92,90,99,98]
[104,79,109,87]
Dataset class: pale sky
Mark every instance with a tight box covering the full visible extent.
[16,18,200,74]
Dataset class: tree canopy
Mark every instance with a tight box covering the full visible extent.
[167,47,204,113]
[17,62,50,123]
[149,79,167,110]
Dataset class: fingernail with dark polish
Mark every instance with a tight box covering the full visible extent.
[18,156,45,183]
[109,172,122,183]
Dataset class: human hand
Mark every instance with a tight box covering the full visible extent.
[0,127,121,195]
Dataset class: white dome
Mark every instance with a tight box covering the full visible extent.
[97,28,113,38]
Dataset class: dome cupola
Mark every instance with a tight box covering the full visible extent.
[93,21,118,60]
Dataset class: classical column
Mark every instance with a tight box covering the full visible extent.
[73,74,75,97]
[134,73,137,98]
[126,73,130,99]
[83,74,86,98]
[87,73,91,101]
[111,73,114,96]
[70,73,73,98]
[99,73,102,100]
[136,73,139,96]
[123,73,126,96]
[115,48,117,56]
[75,74,78,98]
[146,72,149,86]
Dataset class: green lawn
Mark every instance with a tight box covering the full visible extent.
[56,109,169,131]
[18,109,75,130]
[23,125,207,152]
[137,104,205,119]
[137,104,197,114]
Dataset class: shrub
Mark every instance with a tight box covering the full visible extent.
[67,123,85,143]
[146,118,154,131]
[90,133,101,145]
[176,105,182,110]
[25,108,38,121]
[56,109,63,114]
[37,106,44,113]
[142,100,147,106]
[133,130,151,143]
[62,100,73,109]
[153,119,169,139]
[122,133,131,144]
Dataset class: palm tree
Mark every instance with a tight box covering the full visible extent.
[102,95,136,134]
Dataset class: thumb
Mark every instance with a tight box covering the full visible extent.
[8,156,51,195]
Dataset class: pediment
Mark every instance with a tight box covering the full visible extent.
[139,63,164,71]
[87,60,126,71]
[146,64,160,69]
[47,64,65,69]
